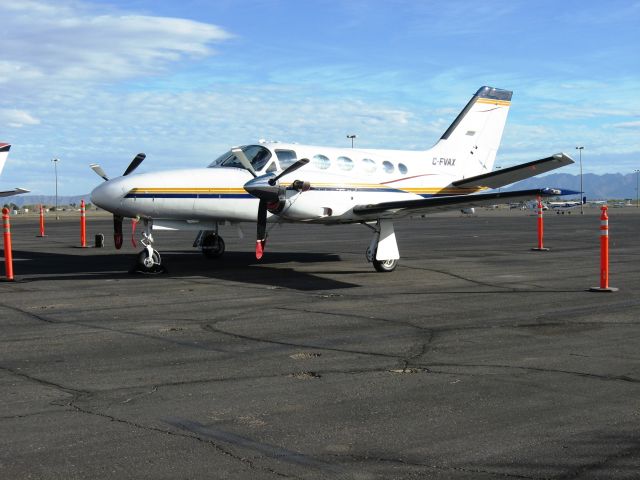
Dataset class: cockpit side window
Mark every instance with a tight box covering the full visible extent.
[243,145,272,171]
[275,149,297,168]
[208,145,272,172]
[208,150,236,168]
[266,162,277,173]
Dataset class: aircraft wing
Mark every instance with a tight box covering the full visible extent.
[452,153,574,189]
[353,188,577,219]
[0,187,29,198]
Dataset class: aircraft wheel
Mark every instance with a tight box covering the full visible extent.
[202,234,225,258]
[372,258,398,273]
[132,249,165,274]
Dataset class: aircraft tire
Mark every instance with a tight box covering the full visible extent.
[372,258,398,273]
[131,249,165,274]
[202,234,225,258]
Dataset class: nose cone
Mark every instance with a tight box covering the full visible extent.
[243,175,280,202]
[91,177,128,213]
[90,182,109,210]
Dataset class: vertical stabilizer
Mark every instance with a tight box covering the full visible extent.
[0,143,11,176]
[430,87,511,178]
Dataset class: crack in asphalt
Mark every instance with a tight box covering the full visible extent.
[327,453,545,479]
[67,401,293,477]
[555,439,640,479]
[166,418,338,475]
[420,362,640,384]
[0,363,293,477]
[0,409,65,420]
[202,323,401,360]
[0,302,56,323]
[0,364,87,395]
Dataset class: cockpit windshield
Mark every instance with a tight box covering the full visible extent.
[208,145,272,172]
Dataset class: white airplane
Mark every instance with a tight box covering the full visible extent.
[90,86,576,273]
[0,143,29,198]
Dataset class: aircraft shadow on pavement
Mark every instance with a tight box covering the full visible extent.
[7,250,359,291]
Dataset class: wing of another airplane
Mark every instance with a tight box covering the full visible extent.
[354,188,578,218]
[0,187,29,198]
[452,153,574,190]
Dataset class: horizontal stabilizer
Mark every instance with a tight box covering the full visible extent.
[354,188,578,218]
[452,153,574,189]
[0,187,29,198]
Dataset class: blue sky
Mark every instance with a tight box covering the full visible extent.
[1,0,639,195]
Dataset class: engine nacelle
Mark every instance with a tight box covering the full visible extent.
[277,189,352,221]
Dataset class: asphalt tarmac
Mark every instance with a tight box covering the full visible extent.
[1,207,639,479]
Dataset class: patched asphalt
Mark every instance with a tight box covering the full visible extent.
[1,207,639,479]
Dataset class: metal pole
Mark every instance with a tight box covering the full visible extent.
[635,169,639,208]
[575,146,584,214]
[347,134,356,148]
[52,158,59,220]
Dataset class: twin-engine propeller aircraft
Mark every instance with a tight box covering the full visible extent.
[0,143,29,198]
[90,86,576,273]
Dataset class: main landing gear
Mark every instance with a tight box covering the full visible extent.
[365,219,400,273]
[193,229,226,259]
[131,219,165,274]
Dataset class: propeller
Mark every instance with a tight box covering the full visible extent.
[256,199,268,259]
[231,148,257,178]
[244,158,310,259]
[122,153,146,176]
[90,164,109,181]
[90,153,146,182]
[268,158,309,185]
[90,153,146,249]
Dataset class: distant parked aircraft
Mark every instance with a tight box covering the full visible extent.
[0,143,29,198]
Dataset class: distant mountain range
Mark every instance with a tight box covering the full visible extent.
[4,194,91,208]
[3,172,639,207]
[505,172,639,200]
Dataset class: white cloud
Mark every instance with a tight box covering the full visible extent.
[611,120,640,129]
[0,109,41,128]
[0,0,232,87]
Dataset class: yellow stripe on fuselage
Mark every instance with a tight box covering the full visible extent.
[128,187,246,194]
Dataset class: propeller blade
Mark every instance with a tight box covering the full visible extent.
[256,199,267,259]
[123,153,146,177]
[90,163,109,181]
[268,159,309,186]
[231,148,257,178]
[114,214,124,250]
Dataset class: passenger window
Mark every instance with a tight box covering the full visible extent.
[362,158,376,173]
[398,163,408,175]
[382,161,395,174]
[312,154,330,170]
[275,149,297,169]
[337,156,354,171]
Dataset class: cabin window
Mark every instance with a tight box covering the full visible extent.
[362,158,376,173]
[312,154,330,170]
[382,161,395,174]
[337,156,354,171]
[275,149,297,169]
[266,162,277,173]
[398,163,408,175]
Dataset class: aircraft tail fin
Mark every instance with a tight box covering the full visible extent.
[0,143,10,176]
[430,87,511,177]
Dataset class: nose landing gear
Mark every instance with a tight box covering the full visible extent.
[131,220,165,274]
